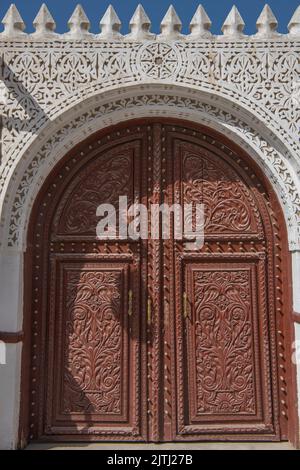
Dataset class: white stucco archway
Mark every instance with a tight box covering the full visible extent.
[0,82,299,449]
[1,83,300,251]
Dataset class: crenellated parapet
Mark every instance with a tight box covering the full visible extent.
[0,3,300,39]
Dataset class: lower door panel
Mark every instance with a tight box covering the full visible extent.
[43,255,146,441]
[174,253,279,440]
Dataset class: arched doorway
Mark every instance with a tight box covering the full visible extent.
[21,119,297,444]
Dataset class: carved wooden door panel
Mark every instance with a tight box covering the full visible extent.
[47,259,138,434]
[31,127,152,441]
[162,125,287,442]
[28,121,290,443]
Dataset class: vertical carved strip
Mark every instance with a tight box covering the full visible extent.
[161,125,173,439]
[171,125,286,440]
[147,123,163,441]
[138,125,150,440]
[172,129,187,435]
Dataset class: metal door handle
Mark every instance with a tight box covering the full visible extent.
[128,289,133,317]
[147,297,152,325]
[183,292,190,319]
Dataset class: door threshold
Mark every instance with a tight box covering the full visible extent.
[26,442,294,451]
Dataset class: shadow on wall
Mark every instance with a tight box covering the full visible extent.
[0,59,50,163]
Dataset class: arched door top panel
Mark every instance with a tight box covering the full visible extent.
[50,124,264,240]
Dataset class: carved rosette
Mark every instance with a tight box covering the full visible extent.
[135,42,182,79]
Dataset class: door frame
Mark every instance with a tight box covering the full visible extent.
[19,118,299,448]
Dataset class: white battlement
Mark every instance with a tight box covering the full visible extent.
[0,3,300,40]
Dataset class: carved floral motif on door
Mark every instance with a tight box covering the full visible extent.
[63,270,122,415]
[193,269,255,415]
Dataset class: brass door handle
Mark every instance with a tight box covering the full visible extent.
[128,289,133,317]
[183,292,190,319]
[147,297,152,325]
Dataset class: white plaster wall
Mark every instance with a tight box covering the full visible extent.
[0,251,23,449]
[0,251,23,330]
[0,343,22,449]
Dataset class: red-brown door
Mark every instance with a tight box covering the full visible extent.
[25,121,293,443]
[161,130,285,441]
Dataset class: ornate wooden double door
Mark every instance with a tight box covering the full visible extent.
[28,121,291,442]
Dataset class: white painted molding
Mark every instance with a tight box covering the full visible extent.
[0,83,299,252]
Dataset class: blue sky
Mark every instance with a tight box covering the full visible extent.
[0,1,299,34]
